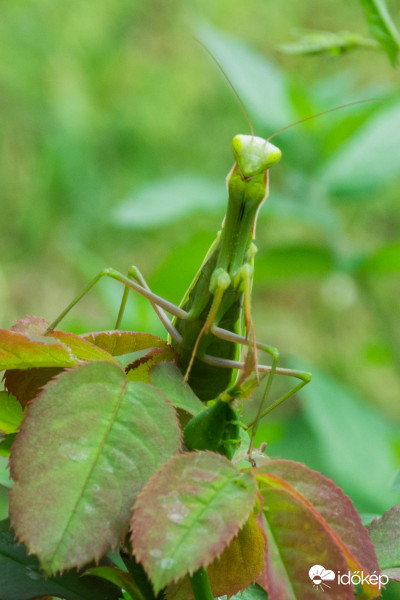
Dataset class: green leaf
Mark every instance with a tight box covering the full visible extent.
[85,566,145,600]
[114,348,156,368]
[0,432,17,457]
[82,331,176,382]
[196,22,294,129]
[166,512,266,600]
[298,366,399,512]
[212,586,270,600]
[183,398,240,459]
[279,28,379,56]
[359,0,400,66]
[9,361,181,574]
[131,451,258,592]
[255,244,334,283]
[0,456,12,488]
[392,469,400,492]
[358,242,400,275]
[367,505,400,571]
[113,176,224,229]
[0,485,8,520]
[0,391,23,433]
[230,586,270,599]
[0,519,121,600]
[120,551,161,600]
[149,363,204,416]
[321,100,400,193]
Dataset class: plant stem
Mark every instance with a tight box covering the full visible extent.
[189,567,214,600]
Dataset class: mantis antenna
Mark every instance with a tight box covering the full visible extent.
[196,38,378,141]
[267,98,379,140]
[195,37,255,137]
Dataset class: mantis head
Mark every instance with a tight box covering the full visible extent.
[232,134,282,179]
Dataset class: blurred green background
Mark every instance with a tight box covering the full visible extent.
[1,0,400,564]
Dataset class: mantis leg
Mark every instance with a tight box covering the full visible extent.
[183,267,231,381]
[45,267,189,333]
[246,367,311,456]
[203,352,309,380]
[115,266,182,343]
[210,320,311,456]
[231,261,280,454]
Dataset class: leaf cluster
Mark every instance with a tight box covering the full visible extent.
[0,317,399,599]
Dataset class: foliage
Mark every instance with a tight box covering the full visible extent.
[1,2,400,599]
[279,0,400,64]
[0,316,398,599]
[368,506,400,581]
[359,0,400,65]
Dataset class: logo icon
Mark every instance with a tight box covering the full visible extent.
[309,564,335,590]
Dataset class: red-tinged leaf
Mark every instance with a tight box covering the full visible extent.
[131,451,258,592]
[259,481,352,599]
[0,319,116,371]
[257,472,381,599]
[82,331,176,381]
[166,510,266,600]
[368,505,400,575]
[10,315,49,336]
[48,330,117,362]
[12,316,115,362]
[0,391,23,433]
[4,367,63,408]
[125,348,175,382]
[3,334,115,408]
[150,363,204,416]
[9,361,181,575]
[0,329,77,370]
[82,330,173,360]
[258,460,380,575]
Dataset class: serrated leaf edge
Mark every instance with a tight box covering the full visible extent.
[257,472,381,597]
[131,451,258,591]
[9,361,128,574]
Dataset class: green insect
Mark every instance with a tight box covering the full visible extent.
[46,125,310,458]
[46,51,370,458]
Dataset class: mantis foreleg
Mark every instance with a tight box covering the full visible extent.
[45,264,310,428]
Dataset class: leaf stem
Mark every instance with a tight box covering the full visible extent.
[189,567,214,600]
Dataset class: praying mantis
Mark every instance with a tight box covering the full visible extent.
[45,126,310,457]
[45,51,371,458]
